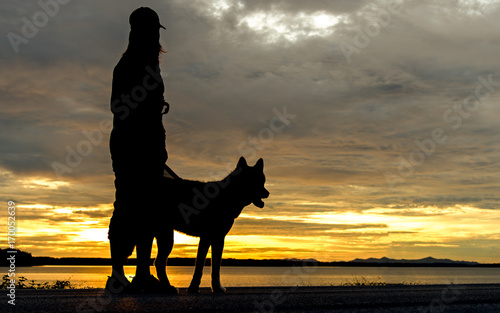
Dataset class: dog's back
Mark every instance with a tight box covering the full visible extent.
[159,158,269,238]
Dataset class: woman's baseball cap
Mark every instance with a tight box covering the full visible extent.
[129,7,166,30]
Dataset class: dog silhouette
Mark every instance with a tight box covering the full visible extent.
[154,157,269,293]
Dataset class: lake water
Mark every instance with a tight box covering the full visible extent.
[3,266,500,289]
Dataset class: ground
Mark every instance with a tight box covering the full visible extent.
[5,285,500,313]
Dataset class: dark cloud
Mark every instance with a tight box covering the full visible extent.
[232,217,387,236]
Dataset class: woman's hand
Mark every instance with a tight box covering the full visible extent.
[162,101,170,115]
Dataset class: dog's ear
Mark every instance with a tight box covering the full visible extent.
[255,158,264,171]
[237,157,248,168]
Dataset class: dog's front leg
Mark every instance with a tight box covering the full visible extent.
[211,238,226,293]
[188,237,210,294]
[155,230,178,294]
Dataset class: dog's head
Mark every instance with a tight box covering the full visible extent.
[235,157,270,208]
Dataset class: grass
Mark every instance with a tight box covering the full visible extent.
[1,275,75,289]
[339,276,387,286]
[338,276,421,286]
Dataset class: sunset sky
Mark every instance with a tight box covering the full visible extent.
[1,0,500,263]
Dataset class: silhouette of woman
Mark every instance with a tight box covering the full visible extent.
[106,7,168,293]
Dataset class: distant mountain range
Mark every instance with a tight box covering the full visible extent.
[349,256,479,265]
[2,249,495,267]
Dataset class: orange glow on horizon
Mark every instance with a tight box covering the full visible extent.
[2,202,499,263]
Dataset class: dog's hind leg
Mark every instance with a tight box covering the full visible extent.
[210,238,226,293]
[187,237,210,294]
[155,230,178,294]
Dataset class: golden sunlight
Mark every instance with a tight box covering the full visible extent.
[20,178,69,189]
[77,228,108,242]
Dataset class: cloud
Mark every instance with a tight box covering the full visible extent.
[1,0,500,261]
[232,217,388,236]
